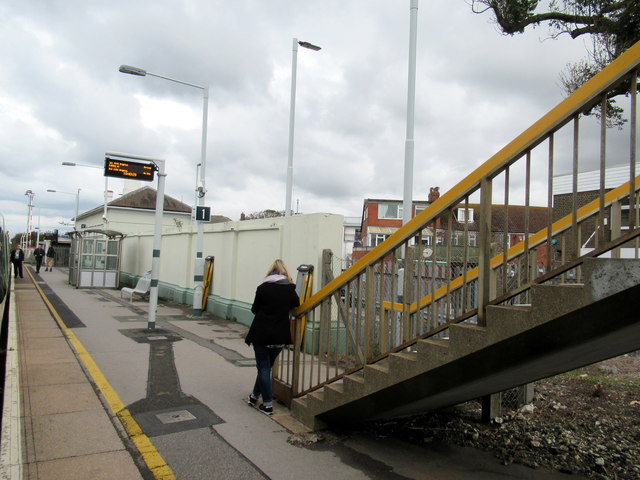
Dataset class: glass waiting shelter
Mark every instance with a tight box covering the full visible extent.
[68,229,125,288]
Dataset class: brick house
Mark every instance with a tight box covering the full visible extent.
[353,187,551,266]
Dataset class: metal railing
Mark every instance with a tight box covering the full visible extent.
[274,41,640,404]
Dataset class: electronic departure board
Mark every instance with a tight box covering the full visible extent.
[104,157,156,181]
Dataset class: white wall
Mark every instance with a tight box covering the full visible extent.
[119,213,344,321]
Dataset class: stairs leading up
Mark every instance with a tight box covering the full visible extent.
[290,258,640,429]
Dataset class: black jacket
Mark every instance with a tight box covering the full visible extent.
[10,249,24,262]
[245,277,300,346]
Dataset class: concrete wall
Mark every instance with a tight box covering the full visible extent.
[119,213,344,325]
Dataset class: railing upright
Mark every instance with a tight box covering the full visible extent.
[477,177,493,326]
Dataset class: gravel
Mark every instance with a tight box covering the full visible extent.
[340,354,640,479]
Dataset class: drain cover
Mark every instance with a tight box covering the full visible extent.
[156,410,197,424]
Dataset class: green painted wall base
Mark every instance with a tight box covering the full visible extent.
[120,271,253,325]
[303,320,346,355]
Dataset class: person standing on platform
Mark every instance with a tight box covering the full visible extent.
[10,245,24,278]
[45,245,56,271]
[244,259,300,415]
[33,244,45,273]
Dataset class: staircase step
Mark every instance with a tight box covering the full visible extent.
[486,304,534,342]
[530,284,585,325]
[582,257,640,301]
[449,323,487,355]
[343,372,365,396]
[323,382,345,406]
[306,389,326,412]
[415,338,450,369]
[389,351,420,379]
[363,362,390,391]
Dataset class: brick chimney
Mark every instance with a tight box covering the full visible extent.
[428,186,440,202]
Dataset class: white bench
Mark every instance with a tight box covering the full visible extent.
[121,271,152,302]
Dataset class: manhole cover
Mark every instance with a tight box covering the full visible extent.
[156,410,197,424]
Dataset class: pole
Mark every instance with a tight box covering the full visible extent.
[402,0,418,228]
[103,177,109,225]
[148,159,166,331]
[74,188,81,230]
[192,86,209,316]
[285,38,299,217]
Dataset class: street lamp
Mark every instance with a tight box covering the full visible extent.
[285,38,321,217]
[402,0,419,229]
[120,64,209,316]
[47,188,81,228]
[62,162,112,225]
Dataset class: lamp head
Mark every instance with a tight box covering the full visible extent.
[61,162,76,166]
[298,41,321,51]
[119,65,147,76]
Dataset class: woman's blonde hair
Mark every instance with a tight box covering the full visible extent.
[266,259,293,282]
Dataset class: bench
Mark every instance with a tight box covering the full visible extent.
[121,271,152,302]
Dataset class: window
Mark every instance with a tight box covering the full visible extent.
[370,233,389,246]
[415,205,426,217]
[457,207,474,223]
[379,204,403,219]
[468,232,477,247]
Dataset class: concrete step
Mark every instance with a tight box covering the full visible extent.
[343,372,365,397]
[582,257,640,301]
[485,304,533,342]
[530,284,585,326]
[448,323,487,356]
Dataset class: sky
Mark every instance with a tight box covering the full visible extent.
[0,0,596,238]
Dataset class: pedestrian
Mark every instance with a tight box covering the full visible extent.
[45,244,56,271]
[10,245,24,279]
[244,259,300,415]
[33,244,45,273]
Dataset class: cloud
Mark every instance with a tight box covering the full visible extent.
[0,0,605,237]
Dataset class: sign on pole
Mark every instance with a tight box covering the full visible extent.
[195,206,211,222]
[104,157,156,181]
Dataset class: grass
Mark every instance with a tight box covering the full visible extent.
[562,368,640,390]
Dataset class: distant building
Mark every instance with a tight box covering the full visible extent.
[354,187,550,265]
[553,163,638,257]
[75,186,230,235]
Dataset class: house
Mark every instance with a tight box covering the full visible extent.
[75,186,230,235]
[553,163,639,257]
[354,187,551,265]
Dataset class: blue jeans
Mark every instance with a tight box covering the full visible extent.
[251,345,282,406]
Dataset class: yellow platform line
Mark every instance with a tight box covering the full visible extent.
[27,270,175,480]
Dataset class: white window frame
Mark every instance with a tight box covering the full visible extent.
[378,204,403,220]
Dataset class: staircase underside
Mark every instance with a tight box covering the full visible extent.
[304,261,640,427]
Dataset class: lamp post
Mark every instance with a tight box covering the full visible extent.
[119,64,209,316]
[62,162,112,226]
[402,0,419,229]
[285,38,321,217]
[47,188,81,228]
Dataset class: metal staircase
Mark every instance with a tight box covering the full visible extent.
[274,41,640,430]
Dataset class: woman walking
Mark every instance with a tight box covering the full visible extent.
[245,259,300,415]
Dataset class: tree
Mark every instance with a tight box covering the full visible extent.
[241,209,285,220]
[471,0,640,126]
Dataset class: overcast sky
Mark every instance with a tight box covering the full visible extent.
[1,0,595,237]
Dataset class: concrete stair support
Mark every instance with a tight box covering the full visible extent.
[289,258,640,429]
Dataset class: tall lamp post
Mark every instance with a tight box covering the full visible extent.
[402,0,419,229]
[285,38,321,216]
[62,162,112,225]
[47,188,81,228]
[119,64,209,316]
